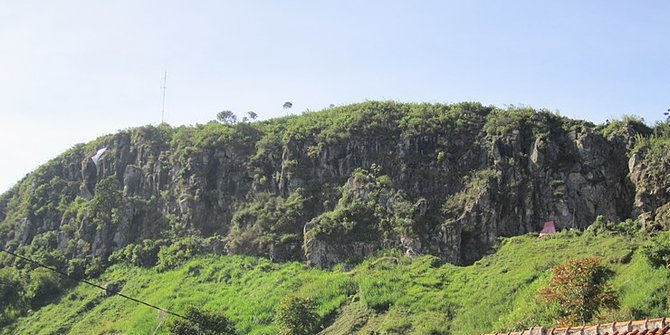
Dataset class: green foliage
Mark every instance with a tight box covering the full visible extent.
[84,256,104,278]
[359,272,403,312]
[24,248,65,270]
[274,296,320,335]
[634,134,670,165]
[169,306,236,335]
[307,168,421,246]
[226,191,308,259]
[653,203,670,231]
[0,268,21,307]
[90,176,123,228]
[3,230,670,335]
[0,267,23,325]
[109,240,162,267]
[443,169,496,216]
[586,215,643,237]
[66,258,87,279]
[483,106,575,138]
[641,230,670,268]
[156,237,205,272]
[24,268,63,308]
[5,102,670,334]
[601,114,651,141]
[628,120,670,229]
[484,106,538,136]
[216,110,237,124]
[539,257,619,326]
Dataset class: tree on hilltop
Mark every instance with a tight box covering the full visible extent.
[217,110,237,124]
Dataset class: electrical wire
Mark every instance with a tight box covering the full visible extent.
[0,247,194,324]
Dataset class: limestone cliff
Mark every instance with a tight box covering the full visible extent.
[0,102,664,268]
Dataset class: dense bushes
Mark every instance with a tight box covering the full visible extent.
[274,296,320,335]
[89,176,123,228]
[601,114,651,144]
[156,237,207,272]
[169,306,237,335]
[0,268,22,325]
[24,268,63,308]
[109,239,163,267]
[642,230,670,268]
[225,190,308,260]
[586,215,643,237]
[3,227,670,334]
[306,168,421,243]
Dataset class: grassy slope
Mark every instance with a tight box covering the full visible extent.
[4,231,668,335]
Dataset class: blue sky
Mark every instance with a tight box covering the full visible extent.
[1,1,669,193]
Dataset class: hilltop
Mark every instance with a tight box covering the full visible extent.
[1,101,670,333]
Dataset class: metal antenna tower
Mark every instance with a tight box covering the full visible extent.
[160,71,167,123]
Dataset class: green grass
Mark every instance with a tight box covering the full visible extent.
[3,231,669,335]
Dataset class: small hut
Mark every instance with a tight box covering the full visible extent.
[539,221,556,237]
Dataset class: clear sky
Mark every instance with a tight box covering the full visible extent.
[1,1,669,193]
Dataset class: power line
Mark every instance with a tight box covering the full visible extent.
[0,247,192,324]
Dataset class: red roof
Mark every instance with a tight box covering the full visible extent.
[484,317,670,335]
[539,221,556,236]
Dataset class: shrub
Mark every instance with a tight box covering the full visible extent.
[89,176,123,228]
[0,267,24,325]
[169,306,236,335]
[274,296,320,335]
[539,257,618,326]
[109,240,161,267]
[156,237,205,272]
[587,216,642,237]
[24,268,63,308]
[641,230,670,268]
[66,258,87,279]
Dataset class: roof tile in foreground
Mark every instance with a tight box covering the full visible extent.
[484,317,670,335]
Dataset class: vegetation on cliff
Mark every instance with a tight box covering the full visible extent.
[1,101,670,333]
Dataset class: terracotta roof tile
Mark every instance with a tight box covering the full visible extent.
[484,318,670,335]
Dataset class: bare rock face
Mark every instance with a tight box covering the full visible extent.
[429,125,632,265]
[628,143,670,229]
[122,165,142,196]
[303,233,383,269]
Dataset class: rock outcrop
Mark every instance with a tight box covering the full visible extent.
[0,102,665,268]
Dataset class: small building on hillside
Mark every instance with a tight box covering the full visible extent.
[539,221,556,237]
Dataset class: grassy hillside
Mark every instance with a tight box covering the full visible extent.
[3,227,668,335]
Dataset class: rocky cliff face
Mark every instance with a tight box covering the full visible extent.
[0,102,663,268]
[628,140,670,229]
